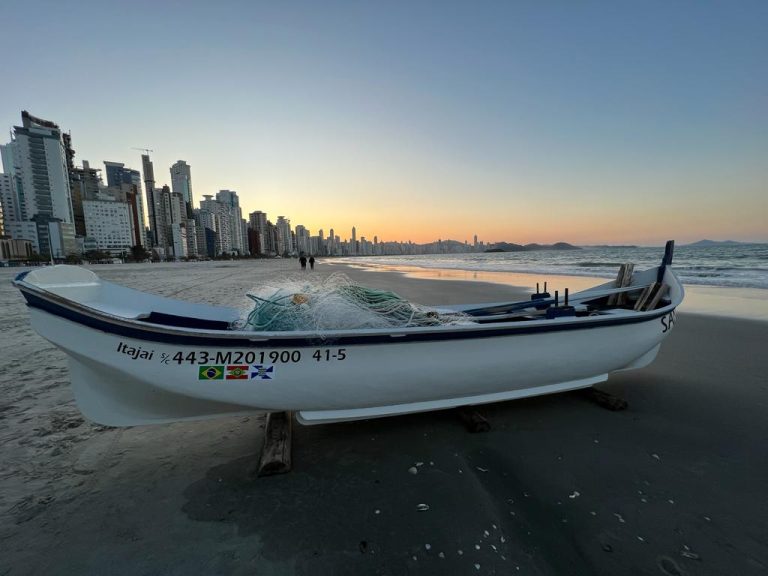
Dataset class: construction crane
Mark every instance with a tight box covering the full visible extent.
[131,147,153,155]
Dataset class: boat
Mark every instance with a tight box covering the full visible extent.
[13,241,683,426]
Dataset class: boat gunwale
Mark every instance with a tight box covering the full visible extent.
[14,276,680,348]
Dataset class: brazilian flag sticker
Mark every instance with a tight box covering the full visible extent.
[199,365,224,380]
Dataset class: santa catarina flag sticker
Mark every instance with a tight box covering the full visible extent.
[225,365,249,380]
[199,366,224,380]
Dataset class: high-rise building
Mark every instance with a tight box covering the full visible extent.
[216,190,246,255]
[68,160,102,237]
[318,228,325,256]
[249,210,267,231]
[104,161,146,243]
[141,154,165,249]
[185,218,198,258]
[0,111,76,256]
[146,183,192,259]
[0,173,10,236]
[0,173,15,236]
[295,224,310,255]
[105,161,129,187]
[83,197,134,255]
[328,227,335,256]
[0,172,37,250]
[266,221,278,255]
[164,189,187,256]
[248,210,268,255]
[275,216,293,256]
[170,161,193,214]
[170,160,196,256]
[155,184,177,257]
[351,226,357,255]
[196,196,221,257]
[0,150,24,225]
[100,184,145,249]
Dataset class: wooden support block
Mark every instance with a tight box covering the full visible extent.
[257,411,293,477]
[457,407,491,433]
[583,387,628,411]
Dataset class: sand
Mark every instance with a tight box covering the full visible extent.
[1,259,767,575]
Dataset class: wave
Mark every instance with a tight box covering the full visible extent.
[336,246,768,290]
[678,266,768,273]
[574,262,626,268]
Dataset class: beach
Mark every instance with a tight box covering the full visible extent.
[1,259,767,575]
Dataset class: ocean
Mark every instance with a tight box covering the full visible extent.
[337,243,768,290]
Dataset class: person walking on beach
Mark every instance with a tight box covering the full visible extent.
[299,255,307,270]
[309,256,315,270]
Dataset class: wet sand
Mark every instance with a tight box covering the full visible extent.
[1,260,767,575]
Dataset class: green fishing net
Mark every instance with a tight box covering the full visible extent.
[240,273,474,332]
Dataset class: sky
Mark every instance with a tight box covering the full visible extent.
[1,0,766,246]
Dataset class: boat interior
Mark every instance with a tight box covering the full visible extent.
[16,242,678,332]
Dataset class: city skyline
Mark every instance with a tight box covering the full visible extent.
[0,107,430,260]
[0,118,511,252]
[0,109,459,261]
[1,1,766,246]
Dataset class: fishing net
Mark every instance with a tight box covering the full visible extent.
[238,272,475,332]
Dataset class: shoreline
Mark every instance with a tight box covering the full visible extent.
[328,259,768,321]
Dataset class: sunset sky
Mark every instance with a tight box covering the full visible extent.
[2,0,766,246]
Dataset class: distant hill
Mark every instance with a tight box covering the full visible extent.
[585,245,638,249]
[485,242,581,252]
[487,242,523,252]
[685,239,748,247]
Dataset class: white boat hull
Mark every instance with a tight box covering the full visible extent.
[28,303,674,426]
